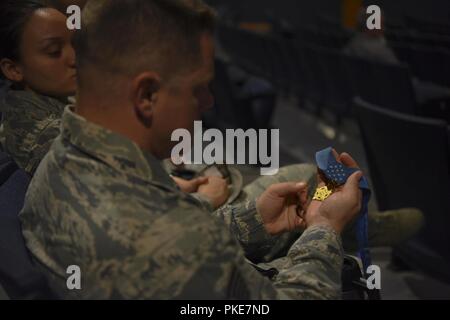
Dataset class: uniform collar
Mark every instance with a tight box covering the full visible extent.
[61,105,176,188]
[1,89,66,114]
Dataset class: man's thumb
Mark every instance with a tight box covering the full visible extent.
[343,171,363,193]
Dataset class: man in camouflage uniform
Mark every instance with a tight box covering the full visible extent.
[21,106,362,299]
[0,90,65,176]
[20,0,364,299]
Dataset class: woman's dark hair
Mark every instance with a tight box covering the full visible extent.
[0,0,46,61]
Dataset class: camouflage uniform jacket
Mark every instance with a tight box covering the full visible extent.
[0,90,65,175]
[20,106,344,299]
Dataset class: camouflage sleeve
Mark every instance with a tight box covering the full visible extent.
[200,199,344,299]
[27,118,61,175]
[213,200,280,262]
[24,176,342,299]
[80,201,342,300]
[272,224,344,300]
[63,195,279,300]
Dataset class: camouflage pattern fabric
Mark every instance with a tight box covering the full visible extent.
[234,164,318,262]
[20,106,344,299]
[0,90,65,175]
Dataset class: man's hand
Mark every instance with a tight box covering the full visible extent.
[256,182,309,235]
[305,151,363,234]
[197,176,230,209]
[306,171,363,234]
[172,176,208,193]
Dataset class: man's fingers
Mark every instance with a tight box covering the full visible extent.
[339,153,360,169]
[171,176,186,186]
[331,149,360,168]
[287,205,306,230]
[173,176,209,193]
[269,182,307,197]
[299,188,308,206]
[295,215,306,229]
[342,171,363,195]
[193,176,208,186]
[331,148,340,162]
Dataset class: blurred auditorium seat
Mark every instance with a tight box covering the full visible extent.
[217,25,271,79]
[314,46,354,122]
[266,36,295,92]
[355,98,450,283]
[371,61,419,114]
[386,29,450,50]
[296,26,352,50]
[0,152,17,185]
[297,44,328,109]
[346,56,382,111]
[0,152,54,299]
[217,21,448,125]
[405,16,450,38]
[408,46,450,88]
[346,56,448,117]
[203,59,241,129]
[203,59,256,130]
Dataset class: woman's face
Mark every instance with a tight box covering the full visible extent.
[18,8,76,98]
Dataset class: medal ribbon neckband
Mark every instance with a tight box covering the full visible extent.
[315,147,372,274]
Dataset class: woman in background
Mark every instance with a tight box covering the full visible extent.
[0,0,76,175]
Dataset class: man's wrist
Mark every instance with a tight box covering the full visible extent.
[307,217,343,234]
[306,200,344,234]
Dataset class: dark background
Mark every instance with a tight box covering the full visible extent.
[208,0,450,26]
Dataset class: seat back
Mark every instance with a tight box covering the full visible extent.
[372,61,418,114]
[355,98,450,258]
[0,152,53,299]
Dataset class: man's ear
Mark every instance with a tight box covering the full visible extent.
[0,58,24,83]
[131,72,161,128]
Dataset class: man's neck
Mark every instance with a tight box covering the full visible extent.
[76,94,152,152]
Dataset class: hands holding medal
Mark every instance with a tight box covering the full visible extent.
[256,149,363,236]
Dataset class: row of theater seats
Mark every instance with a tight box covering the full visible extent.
[216,23,450,283]
[217,24,450,124]
[355,98,450,282]
[391,43,450,88]
[385,26,450,90]
[386,29,450,50]
[403,16,450,38]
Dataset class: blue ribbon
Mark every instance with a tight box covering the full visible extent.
[315,147,372,273]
